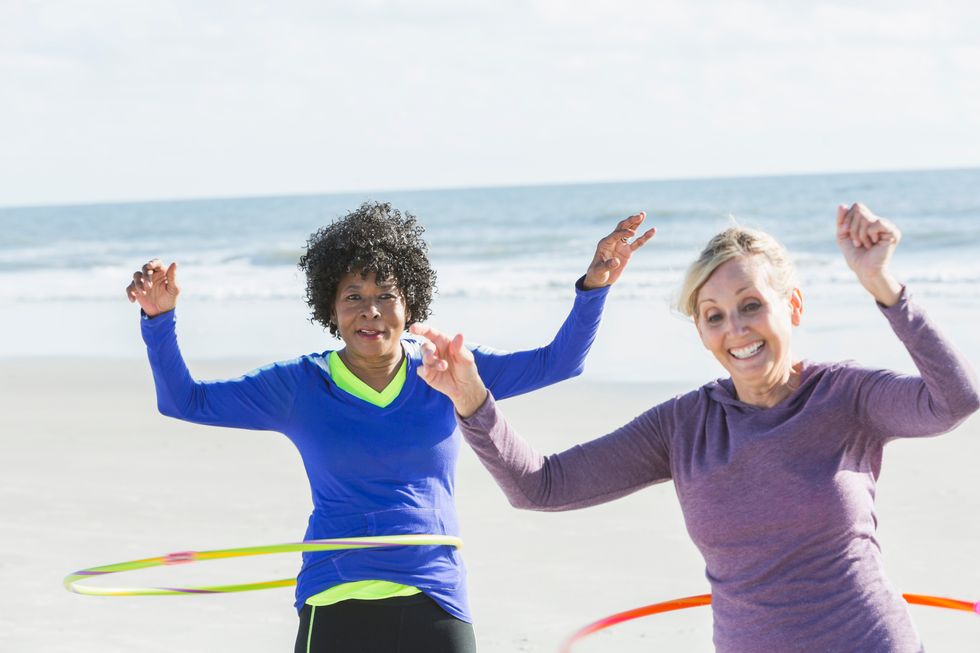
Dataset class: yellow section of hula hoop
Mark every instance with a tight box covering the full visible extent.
[65,534,463,597]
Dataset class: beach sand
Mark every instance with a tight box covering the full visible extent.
[1,358,977,652]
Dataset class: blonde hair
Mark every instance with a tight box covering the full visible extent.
[677,227,798,318]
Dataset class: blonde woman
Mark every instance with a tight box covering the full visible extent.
[412,204,979,653]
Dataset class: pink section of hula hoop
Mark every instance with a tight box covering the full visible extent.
[163,551,196,565]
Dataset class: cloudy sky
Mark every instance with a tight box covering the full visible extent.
[2,0,978,206]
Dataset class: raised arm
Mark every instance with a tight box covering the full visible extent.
[475,212,656,398]
[127,259,299,431]
[836,204,980,438]
[857,290,980,439]
[412,324,672,510]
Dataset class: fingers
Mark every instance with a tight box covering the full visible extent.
[584,213,654,289]
[418,326,473,361]
[412,325,474,384]
[601,212,646,247]
[130,258,165,292]
[839,203,891,249]
[866,219,898,245]
[131,270,146,292]
[629,227,656,251]
[596,224,653,264]
[411,323,454,369]
[165,262,179,295]
[603,227,637,248]
[836,204,851,244]
[416,338,445,381]
[410,323,452,348]
[449,333,475,364]
[601,257,621,271]
[141,258,165,289]
[854,212,872,248]
[127,258,178,310]
[419,340,448,375]
[615,211,646,233]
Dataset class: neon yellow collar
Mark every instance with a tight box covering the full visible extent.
[328,351,406,408]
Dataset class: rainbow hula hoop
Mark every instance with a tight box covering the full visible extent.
[64,534,462,597]
[560,592,980,652]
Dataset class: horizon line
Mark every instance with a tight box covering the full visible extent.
[3,163,978,212]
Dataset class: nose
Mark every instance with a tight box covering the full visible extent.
[728,312,749,335]
[360,299,381,319]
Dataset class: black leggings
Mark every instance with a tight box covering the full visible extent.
[294,594,477,653]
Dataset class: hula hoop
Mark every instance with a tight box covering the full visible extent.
[561,592,980,652]
[64,534,462,597]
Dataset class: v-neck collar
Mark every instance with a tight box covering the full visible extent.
[328,349,407,408]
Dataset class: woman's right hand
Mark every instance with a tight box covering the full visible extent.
[410,324,488,418]
[126,258,180,317]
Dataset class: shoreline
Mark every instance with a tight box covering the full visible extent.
[5,284,980,386]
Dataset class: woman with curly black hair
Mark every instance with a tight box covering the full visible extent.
[125,201,655,653]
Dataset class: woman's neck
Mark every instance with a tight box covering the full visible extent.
[732,360,803,408]
[338,348,404,393]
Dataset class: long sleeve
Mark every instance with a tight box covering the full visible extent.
[857,287,980,440]
[472,278,609,399]
[141,310,300,431]
[457,392,671,511]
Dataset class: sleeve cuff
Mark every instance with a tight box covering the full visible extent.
[457,390,497,426]
[140,308,177,344]
[141,308,176,322]
[877,284,910,314]
[574,275,612,298]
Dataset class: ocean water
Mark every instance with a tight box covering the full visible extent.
[2,168,978,382]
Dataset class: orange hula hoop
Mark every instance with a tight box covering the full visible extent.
[561,592,979,652]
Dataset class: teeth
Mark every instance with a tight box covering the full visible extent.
[730,341,763,359]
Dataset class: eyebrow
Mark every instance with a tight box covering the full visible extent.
[341,282,397,292]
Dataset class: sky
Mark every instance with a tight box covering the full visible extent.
[2,0,979,207]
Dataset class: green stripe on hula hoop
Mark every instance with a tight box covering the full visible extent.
[64,534,462,597]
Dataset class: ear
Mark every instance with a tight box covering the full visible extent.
[789,288,804,326]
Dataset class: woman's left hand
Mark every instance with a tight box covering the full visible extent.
[583,212,656,289]
[836,203,902,306]
[410,324,489,418]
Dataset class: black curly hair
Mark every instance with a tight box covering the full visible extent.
[298,202,437,338]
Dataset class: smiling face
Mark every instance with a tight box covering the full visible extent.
[694,255,803,403]
[332,269,408,364]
